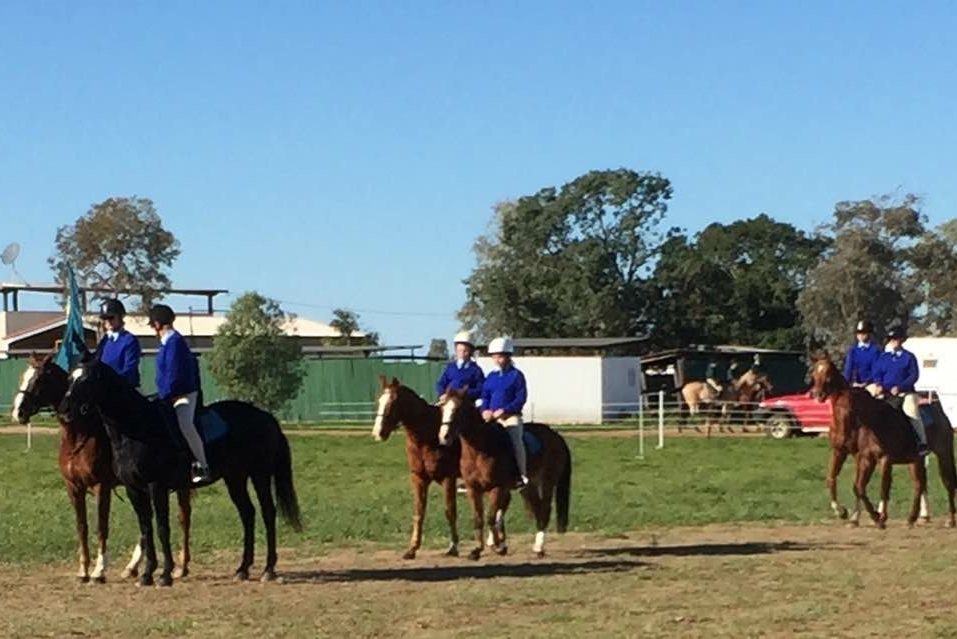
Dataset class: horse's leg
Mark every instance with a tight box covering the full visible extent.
[68,485,91,582]
[877,457,892,529]
[90,484,111,583]
[826,449,849,520]
[533,480,555,559]
[172,488,191,579]
[488,487,510,555]
[442,476,459,557]
[932,429,957,527]
[225,476,256,581]
[905,461,929,528]
[404,475,428,560]
[853,456,879,525]
[150,483,174,587]
[121,543,143,580]
[467,487,485,561]
[126,486,157,587]
[251,473,278,582]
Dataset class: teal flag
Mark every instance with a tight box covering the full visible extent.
[54,266,88,371]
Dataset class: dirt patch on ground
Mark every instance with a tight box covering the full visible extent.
[3,521,956,638]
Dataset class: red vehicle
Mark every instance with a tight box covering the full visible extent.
[756,392,833,439]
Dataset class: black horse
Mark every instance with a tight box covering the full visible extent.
[59,360,302,587]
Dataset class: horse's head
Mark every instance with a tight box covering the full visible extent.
[58,361,109,424]
[809,352,844,402]
[11,352,68,425]
[437,387,469,447]
[372,376,402,441]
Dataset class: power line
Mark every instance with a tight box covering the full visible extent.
[272,299,453,318]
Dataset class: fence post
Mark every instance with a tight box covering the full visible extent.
[657,390,665,449]
[636,395,645,460]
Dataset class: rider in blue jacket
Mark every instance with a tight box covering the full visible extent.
[150,304,210,482]
[94,299,141,388]
[481,337,528,489]
[435,331,485,402]
[843,320,881,386]
[872,326,927,456]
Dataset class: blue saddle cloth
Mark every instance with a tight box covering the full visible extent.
[523,429,543,456]
[155,401,229,448]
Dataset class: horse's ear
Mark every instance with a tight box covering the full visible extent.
[391,377,400,388]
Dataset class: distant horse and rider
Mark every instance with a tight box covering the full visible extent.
[679,358,774,435]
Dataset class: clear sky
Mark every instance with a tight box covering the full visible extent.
[1,2,955,347]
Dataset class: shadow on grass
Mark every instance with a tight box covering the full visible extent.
[282,557,651,584]
[575,540,861,559]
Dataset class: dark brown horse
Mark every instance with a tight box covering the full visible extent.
[438,388,571,560]
[372,377,460,559]
[810,353,956,528]
[11,352,193,582]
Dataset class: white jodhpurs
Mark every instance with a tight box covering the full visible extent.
[173,392,208,466]
[902,393,928,447]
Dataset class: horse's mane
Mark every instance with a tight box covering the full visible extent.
[90,361,157,438]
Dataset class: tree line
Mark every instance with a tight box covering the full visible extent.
[458,169,957,358]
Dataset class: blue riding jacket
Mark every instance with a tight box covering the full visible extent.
[874,348,919,393]
[481,365,527,416]
[843,341,882,385]
[435,359,485,401]
[156,330,200,400]
[96,329,141,388]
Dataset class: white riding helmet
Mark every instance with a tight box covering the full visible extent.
[487,336,514,355]
[453,331,474,347]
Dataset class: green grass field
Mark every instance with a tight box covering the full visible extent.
[5,429,957,638]
[1,429,948,565]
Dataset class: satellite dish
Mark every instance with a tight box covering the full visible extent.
[1,242,19,265]
[1,242,29,285]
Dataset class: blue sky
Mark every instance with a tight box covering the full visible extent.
[1,2,955,346]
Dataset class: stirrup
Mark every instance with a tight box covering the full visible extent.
[191,462,210,484]
[918,444,930,457]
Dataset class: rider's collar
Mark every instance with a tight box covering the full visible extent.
[160,328,175,346]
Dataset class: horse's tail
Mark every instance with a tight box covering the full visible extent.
[555,436,572,533]
[273,427,303,532]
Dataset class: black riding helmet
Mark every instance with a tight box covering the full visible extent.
[886,327,907,341]
[854,320,874,334]
[148,304,176,326]
[100,299,126,319]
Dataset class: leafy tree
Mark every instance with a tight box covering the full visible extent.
[459,169,675,339]
[652,214,828,350]
[797,194,926,357]
[330,308,361,345]
[49,196,180,309]
[207,292,304,413]
[428,338,449,360]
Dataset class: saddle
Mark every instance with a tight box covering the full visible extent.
[152,399,230,451]
[881,395,935,430]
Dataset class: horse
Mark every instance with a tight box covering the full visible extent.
[59,360,302,586]
[726,369,774,432]
[11,352,193,583]
[437,388,572,560]
[371,377,460,559]
[679,380,737,434]
[810,353,957,528]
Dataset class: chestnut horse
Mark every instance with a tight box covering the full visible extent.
[372,377,460,559]
[11,352,193,582]
[438,388,571,560]
[810,353,956,528]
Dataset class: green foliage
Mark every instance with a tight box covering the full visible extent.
[206,292,304,413]
[796,193,957,356]
[652,214,828,350]
[428,338,449,360]
[459,168,675,339]
[48,196,180,310]
[330,308,361,345]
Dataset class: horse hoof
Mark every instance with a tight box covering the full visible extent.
[947,519,956,529]
[535,550,545,559]
[444,547,459,558]
[157,575,173,588]
[121,568,138,580]
[921,516,931,524]
[172,566,188,579]
[838,507,849,520]
[93,575,107,585]
[468,549,482,561]
[495,544,508,556]
[234,570,249,582]
[137,575,154,588]
[260,570,277,583]
[876,520,886,530]
[402,549,417,560]
[77,575,90,584]
[907,521,917,529]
